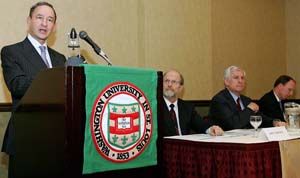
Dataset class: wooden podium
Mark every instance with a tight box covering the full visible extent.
[13,66,163,178]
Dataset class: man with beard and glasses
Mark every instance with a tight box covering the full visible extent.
[162,69,223,136]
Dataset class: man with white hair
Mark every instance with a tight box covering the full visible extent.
[208,66,264,131]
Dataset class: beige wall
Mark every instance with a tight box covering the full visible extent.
[286,0,300,98]
[0,0,298,102]
[212,0,286,99]
[144,0,212,99]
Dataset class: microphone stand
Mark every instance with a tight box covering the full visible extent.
[99,53,112,66]
[94,48,112,66]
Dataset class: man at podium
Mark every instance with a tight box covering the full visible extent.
[0,2,66,177]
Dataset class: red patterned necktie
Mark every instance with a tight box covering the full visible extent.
[236,97,242,111]
[169,104,179,135]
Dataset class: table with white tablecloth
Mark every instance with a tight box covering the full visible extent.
[163,129,300,178]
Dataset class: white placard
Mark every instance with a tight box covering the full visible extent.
[259,127,290,141]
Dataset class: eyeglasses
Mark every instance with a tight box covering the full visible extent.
[164,79,181,85]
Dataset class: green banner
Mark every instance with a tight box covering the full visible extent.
[82,64,158,174]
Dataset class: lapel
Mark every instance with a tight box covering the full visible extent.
[271,92,284,113]
[177,99,187,134]
[224,89,239,111]
[21,38,48,69]
[163,100,177,129]
[48,47,58,67]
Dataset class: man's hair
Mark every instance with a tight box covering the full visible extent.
[29,1,57,23]
[274,75,295,88]
[224,66,246,80]
[178,73,184,85]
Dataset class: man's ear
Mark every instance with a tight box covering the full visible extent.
[178,85,183,92]
[52,23,57,33]
[224,79,229,87]
[276,83,284,91]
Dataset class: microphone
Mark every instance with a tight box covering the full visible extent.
[79,31,112,65]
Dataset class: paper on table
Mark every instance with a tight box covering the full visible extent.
[164,129,300,144]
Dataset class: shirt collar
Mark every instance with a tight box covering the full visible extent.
[164,97,178,109]
[27,34,48,50]
[227,89,240,102]
[273,91,281,102]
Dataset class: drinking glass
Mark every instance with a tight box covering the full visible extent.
[250,115,262,137]
[284,102,300,130]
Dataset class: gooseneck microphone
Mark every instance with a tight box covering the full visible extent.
[79,31,112,66]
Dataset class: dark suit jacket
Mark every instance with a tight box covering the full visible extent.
[1,38,66,154]
[259,90,285,122]
[208,88,257,131]
[163,99,212,136]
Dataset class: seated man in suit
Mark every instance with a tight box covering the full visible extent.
[208,66,273,131]
[259,75,296,126]
[162,69,223,136]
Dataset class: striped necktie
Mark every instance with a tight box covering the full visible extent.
[39,46,50,68]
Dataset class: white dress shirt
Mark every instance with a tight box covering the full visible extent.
[27,34,53,68]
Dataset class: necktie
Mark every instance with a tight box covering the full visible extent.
[236,97,242,111]
[39,46,50,68]
[169,104,179,135]
[279,101,283,113]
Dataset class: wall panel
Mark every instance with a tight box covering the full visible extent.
[0,0,293,103]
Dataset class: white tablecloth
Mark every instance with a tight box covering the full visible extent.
[164,128,300,144]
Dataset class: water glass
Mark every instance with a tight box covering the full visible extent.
[250,115,262,137]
